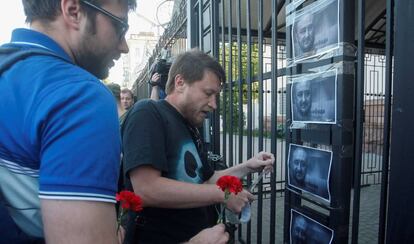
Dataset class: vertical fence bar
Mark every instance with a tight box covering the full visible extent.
[246,0,253,242]
[270,0,278,243]
[378,0,394,242]
[221,0,227,164]
[256,0,264,243]
[283,0,293,242]
[236,0,244,239]
[363,55,369,185]
[227,0,234,167]
[236,0,243,166]
[187,0,197,48]
[385,1,414,241]
[198,0,203,49]
[211,0,221,155]
[352,0,366,243]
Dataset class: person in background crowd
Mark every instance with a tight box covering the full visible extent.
[121,87,134,110]
[149,72,163,100]
[107,83,126,118]
[148,58,171,100]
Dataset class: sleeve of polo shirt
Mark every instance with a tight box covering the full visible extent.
[34,80,120,203]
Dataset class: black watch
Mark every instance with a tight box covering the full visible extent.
[148,79,160,86]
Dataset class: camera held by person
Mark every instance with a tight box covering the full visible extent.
[148,58,172,100]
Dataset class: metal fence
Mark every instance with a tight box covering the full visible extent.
[133,0,394,243]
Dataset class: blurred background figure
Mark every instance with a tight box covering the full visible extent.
[149,58,172,100]
[121,88,134,111]
[107,83,126,118]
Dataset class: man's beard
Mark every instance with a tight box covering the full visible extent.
[74,19,112,79]
[296,174,305,182]
[76,47,110,79]
[299,104,310,115]
[300,38,314,53]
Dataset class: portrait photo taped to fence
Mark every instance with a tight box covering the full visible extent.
[288,144,332,202]
[290,209,334,244]
[292,0,339,62]
[291,71,336,124]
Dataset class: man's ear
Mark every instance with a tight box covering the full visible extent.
[61,0,83,30]
[174,74,186,93]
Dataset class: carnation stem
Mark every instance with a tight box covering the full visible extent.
[117,208,126,233]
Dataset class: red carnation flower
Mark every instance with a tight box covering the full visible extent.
[215,175,243,224]
[216,175,243,195]
[116,191,143,212]
[116,191,143,232]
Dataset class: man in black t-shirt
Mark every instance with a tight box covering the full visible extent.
[122,50,275,243]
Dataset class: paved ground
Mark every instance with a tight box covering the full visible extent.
[233,184,381,244]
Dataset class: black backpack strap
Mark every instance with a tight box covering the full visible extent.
[118,108,134,193]
[0,46,66,75]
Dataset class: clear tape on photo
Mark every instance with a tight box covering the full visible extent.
[286,0,357,65]
[286,0,338,24]
[286,42,357,68]
[287,61,355,84]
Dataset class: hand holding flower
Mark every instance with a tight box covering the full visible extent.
[216,175,245,223]
[116,190,143,232]
[224,189,254,213]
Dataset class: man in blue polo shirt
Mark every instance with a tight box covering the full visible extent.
[0,1,230,243]
[0,0,136,243]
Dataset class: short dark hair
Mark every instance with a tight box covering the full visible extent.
[22,0,137,23]
[121,88,133,98]
[106,83,121,100]
[165,49,226,95]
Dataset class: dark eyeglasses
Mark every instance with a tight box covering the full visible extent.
[80,0,129,41]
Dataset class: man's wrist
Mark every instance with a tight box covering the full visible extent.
[148,79,159,86]
[238,161,253,176]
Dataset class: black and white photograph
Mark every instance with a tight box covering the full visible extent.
[291,0,340,62]
[288,144,332,202]
[290,209,334,244]
[291,70,337,124]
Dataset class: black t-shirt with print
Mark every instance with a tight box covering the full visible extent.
[122,99,215,243]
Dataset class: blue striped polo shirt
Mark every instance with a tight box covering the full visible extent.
[0,28,121,238]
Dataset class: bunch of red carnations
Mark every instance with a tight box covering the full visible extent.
[116,190,143,231]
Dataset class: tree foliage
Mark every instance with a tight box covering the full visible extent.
[218,41,261,132]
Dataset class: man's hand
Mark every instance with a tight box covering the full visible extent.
[206,151,275,184]
[225,189,254,213]
[187,224,229,244]
[149,72,161,86]
[245,151,275,174]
